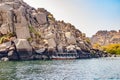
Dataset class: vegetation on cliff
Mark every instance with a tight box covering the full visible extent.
[102,44,120,55]
[0,0,96,60]
[91,30,120,55]
[0,32,15,44]
[92,43,120,55]
[0,0,118,61]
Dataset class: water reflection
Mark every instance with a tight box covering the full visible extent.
[0,58,120,80]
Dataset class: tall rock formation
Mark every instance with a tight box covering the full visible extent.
[91,30,120,46]
[0,0,92,60]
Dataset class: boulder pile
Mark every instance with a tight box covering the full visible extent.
[0,0,97,60]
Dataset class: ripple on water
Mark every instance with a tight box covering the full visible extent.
[0,58,120,80]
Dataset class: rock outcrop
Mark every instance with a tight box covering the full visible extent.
[90,30,120,57]
[91,30,120,46]
[0,0,93,60]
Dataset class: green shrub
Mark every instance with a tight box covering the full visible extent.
[27,37,33,42]
[85,38,91,44]
[29,26,41,37]
[48,14,55,21]
[102,44,120,55]
[0,32,15,44]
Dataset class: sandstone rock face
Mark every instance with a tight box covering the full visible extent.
[0,0,93,60]
[91,30,120,46]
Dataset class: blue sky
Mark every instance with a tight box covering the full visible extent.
[24,0,120,37]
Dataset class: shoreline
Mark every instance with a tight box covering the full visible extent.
[0,49,115,61]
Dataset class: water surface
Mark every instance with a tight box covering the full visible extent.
[0,57,120,80]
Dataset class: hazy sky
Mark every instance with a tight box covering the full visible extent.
[24,0,120,37]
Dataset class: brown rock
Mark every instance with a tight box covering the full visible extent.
[65,32,76,45]
[47,38,56,48]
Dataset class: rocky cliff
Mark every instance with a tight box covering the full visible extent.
[0,0,93,60]
[91,30,120,47]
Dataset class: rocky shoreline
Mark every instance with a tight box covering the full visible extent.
[0,40,111,61]
[0,0,113,61]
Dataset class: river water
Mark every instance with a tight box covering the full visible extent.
[0,57,120,80]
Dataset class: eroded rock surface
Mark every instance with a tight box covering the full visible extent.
[0,0,94,60]
[91,30,120,46]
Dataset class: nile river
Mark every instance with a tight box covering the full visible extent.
[0,57,120,80]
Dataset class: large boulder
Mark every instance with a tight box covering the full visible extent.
[0,42,11,59]
[65,32,76,45]
[66,45,76,53]
[1,57,9,61]
[15,39,33,60]
[0,42,11,51]
[35,12,47,25]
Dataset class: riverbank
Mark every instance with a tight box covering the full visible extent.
[0,0,94,61]
[0,0,118,61]
[0,46,112,61]
[0,40,111,61]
